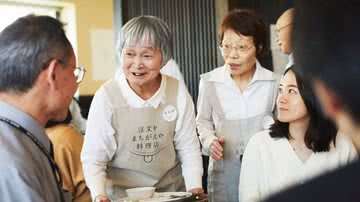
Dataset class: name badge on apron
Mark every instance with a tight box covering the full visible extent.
[162,105,177,122]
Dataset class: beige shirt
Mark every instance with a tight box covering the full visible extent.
[46,125,91,202]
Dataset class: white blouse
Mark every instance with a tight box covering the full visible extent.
[239,130,357,202]
[196,61,279,155]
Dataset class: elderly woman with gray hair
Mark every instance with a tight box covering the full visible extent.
[81,16,204,202]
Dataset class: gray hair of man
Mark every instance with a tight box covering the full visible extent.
[116,15,173,67]
[0,15,73,94]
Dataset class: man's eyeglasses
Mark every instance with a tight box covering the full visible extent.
[220,43,254,55]
[74,66,86,84]
[55,59,86,84]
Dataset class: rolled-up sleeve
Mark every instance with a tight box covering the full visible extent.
[174,82,203,191]
[81,88,117,199]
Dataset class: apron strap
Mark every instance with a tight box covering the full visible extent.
[268,78,280,113]
[103,79,128,107]
[163,75,179,107]
[206,81,226,121]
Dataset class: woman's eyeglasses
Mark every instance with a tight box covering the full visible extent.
[220,43,254,55]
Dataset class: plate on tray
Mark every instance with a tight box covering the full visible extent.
[118,192,192,202]
[142,192,192,202]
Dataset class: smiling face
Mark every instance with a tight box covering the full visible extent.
[121,44,163,90]
[277,70,309,123]
[221,29,257,77]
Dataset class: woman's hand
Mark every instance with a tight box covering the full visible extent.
[94,195,111,202]
[189,188,204,195]
[189,188,207,202]
[210,137,225,160]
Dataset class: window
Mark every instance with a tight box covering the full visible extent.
[0,0,77,56]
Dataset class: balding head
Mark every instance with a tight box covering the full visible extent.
[276,8,294,54]
[277,8,294,27]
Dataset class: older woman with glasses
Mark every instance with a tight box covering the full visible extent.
[81,16,204,202]
[196,9,278,202]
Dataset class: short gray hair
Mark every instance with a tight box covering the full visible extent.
[0,15,72,94]
[117,15,173,66]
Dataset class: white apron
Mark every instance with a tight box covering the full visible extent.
[206,81,274,202]
[102,76,185,199]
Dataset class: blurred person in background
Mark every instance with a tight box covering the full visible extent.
[276,8,295,70]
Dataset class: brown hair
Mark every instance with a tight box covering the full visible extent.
[218,9,268,57]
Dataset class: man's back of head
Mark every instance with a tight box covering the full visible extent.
[0,15,78,202]
[0,15,77,125]
[0,15,72,94]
